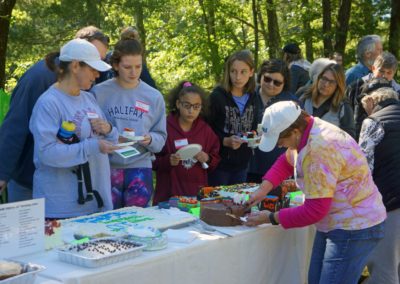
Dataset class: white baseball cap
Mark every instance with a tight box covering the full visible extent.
[258,101,302,152]
[59,39,111,72]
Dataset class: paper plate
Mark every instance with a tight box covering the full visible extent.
[176,144,202,160]
[122,135,145,141]
[115,141,136,148]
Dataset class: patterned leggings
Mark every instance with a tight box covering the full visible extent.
[110,168,153,209]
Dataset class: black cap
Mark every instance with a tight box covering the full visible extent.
[282,43,301,54]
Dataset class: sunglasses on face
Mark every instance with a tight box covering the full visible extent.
[263,76,284,87]
[180,101,202,111]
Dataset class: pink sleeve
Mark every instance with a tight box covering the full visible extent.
[262,153,294,187]
[278,198,332,229]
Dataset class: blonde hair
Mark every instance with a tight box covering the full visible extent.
[304,63,346,112]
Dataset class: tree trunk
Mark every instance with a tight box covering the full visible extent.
[252,0,259,66]
[134,2,147,64]
[322,0,333,57]
[85,0,101,27]
[301,0,313,61]
[334,0,352,57]
[389,0,400,59]
[0,0,17,89]
[199,0,222,81]
[257,0,269,52]
[265,0,281,59]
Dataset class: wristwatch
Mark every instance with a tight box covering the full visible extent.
[269,212,279,225]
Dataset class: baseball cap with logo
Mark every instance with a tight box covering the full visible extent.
[258,101,302,152]
[59,39,111,72]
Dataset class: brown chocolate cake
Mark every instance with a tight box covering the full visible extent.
[200,203,247,226]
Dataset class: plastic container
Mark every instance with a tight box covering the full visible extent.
[124,224,168,251]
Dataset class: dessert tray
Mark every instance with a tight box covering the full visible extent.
[0,260,45,284]
[57,237,145,268]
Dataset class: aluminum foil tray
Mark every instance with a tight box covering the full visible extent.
[57,237,145,268]
[0,261,45,284]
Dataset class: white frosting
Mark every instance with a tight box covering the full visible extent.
[66,239,138,258]
[63,206,196,233]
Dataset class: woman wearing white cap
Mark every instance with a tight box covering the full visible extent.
[30,39,120,218]
[245,101,386,284]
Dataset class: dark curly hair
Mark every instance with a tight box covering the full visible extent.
[167,81,208,117]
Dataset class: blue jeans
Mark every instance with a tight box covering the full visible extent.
[208,168,248,186]
[7,179,33,202]
[309,222,385,284]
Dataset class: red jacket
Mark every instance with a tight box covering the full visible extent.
[153,114,220,204]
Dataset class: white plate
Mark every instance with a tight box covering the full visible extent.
[115,142,136,147]
[122,135,145,141]
[176,144,202,160]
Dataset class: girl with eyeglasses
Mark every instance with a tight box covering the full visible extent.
[247,59,299,183]
[152,82,220,204]
[92,34,167,209]
[207,50,258,186]
[299,64,356,138]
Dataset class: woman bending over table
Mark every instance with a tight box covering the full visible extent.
[245,101,386,284]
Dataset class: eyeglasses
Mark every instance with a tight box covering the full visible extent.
[263,76,284,87]
[180,101,202,111]
[320,76,337,86]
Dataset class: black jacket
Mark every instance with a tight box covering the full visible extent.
[370,99,400,212]
[207,86,258,171]
[248,89,299,177]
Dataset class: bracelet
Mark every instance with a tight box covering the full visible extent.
[269,212,279,225]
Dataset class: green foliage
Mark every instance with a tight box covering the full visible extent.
[4,0,393,95]
[0,89,10,125]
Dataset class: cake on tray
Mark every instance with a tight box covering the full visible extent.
[200,203,248,227]
[0,260,22,280]
[62,206,196,237]
[199,183,259,199]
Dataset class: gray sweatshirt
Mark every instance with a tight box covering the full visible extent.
[29,85,118,218]
[92,79,167,168]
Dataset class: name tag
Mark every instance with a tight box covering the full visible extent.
[135,100,150,113]
[87,112,99,119]
[174,138,188,149]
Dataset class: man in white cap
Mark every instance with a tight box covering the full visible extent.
[245,101,386,284]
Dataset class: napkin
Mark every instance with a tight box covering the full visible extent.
[164,228,198,243]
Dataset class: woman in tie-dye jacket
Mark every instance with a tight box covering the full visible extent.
[245,101,386,284]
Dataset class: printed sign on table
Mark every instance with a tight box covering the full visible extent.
[0,198,45,258]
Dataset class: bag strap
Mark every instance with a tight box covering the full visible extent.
[76,165,85,205]
[81,162,104,208]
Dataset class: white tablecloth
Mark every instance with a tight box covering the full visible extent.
[23,224,315,284]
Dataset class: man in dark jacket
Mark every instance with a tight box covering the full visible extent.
[0,26,109,202]
[346,52,399,140]
[359,87,400,284]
